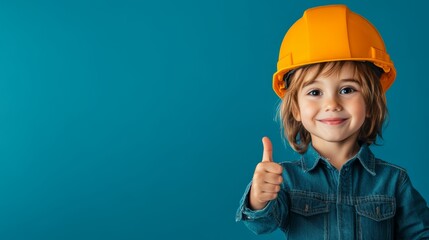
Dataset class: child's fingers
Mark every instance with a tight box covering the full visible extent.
[257,192,279,202]
[256,162,283,174]
[264,172,283,185]
[259,183,281,193]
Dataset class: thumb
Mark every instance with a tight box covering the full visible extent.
[261,137,273,162]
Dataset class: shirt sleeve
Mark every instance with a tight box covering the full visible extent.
[395,171,429,239]
[235,181,289,235]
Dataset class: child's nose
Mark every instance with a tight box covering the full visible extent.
[324,96,342,112]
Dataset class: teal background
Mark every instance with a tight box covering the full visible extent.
[0,0,427,239]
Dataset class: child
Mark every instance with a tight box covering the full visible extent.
[236,4,429,239]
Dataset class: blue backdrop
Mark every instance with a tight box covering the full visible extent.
[0,0,427,239]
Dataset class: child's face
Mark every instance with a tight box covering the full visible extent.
[294,62,366,146]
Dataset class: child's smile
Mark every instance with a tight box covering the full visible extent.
[317,117,348,125]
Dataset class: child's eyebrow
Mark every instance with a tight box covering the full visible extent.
[340,78,360,85]
[302,79,317,88]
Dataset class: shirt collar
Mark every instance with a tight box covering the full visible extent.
[301,143,376,175]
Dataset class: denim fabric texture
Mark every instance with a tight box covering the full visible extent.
[236,144,429,239]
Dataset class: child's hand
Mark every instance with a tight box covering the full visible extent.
[249,137,284,210]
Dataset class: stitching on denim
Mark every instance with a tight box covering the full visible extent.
[289,190,336,201]
[338,203,342,240]
[375,160,407,172]
[289,191,331,217]
[279,161,301,166]
[300,156,307,171]
[397,170,409,196]
[272,200,281,227]
[289,202,329,216]
[337,167,342,240]
[278,159,300,165]
[357,215,362,240]
[289,190,395,205]
[355,197,396,221]
[355,195,395,202]
[324,208,329,240]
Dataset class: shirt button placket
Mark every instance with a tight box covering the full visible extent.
[338,165,352,240]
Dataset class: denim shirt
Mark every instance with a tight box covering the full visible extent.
[236,144,429,239]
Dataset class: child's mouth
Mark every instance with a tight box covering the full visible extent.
[318,118,347,125]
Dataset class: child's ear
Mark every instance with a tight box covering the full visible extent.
[292,106,301,121]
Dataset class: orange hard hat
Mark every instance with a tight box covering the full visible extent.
[272,5,396,98]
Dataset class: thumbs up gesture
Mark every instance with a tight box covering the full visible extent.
[249,137,284,210]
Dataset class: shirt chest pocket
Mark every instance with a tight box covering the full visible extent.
[355,198,396,221]
[290,194,330,216]
[355,197,396,240]
[288,192,330,238]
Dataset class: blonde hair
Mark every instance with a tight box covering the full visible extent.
[277,61,388,154]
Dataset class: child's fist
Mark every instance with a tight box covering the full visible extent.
[249,137,283,210]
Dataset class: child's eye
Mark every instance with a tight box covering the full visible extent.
[339,87,356,94]
[307,89,321,96]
